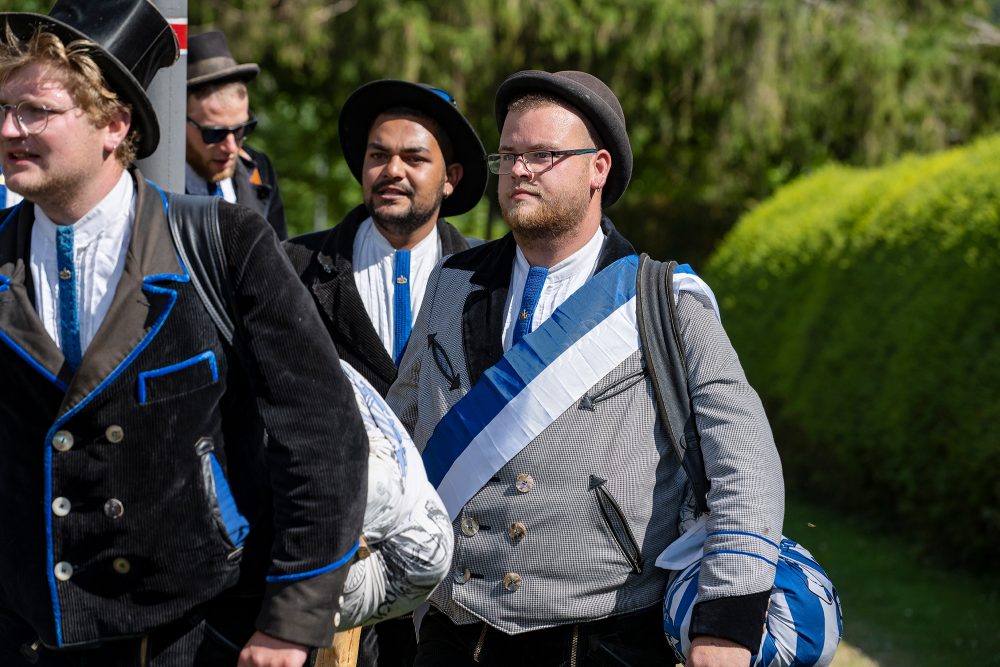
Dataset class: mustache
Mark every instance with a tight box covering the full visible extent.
[373,180,414,196]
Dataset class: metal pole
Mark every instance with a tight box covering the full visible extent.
[137,0,188,193]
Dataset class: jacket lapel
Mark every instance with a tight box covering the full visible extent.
[309,205,397,387]
[232,155,267,219]
[459,234,515,387]
[0,202,72,388]
[59,173,188,416]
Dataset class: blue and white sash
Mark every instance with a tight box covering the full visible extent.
[423,255,642,519]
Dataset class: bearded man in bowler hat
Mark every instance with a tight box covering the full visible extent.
[0,1,366,665]
[284,80,487,667]
[185,31,287,240]
[386,70,785,666]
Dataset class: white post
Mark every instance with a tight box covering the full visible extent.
[136,0,188,193]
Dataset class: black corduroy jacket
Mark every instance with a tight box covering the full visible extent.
[0,172,367,652]
[283,204,475,397]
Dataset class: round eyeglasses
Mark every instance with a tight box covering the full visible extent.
[1,101,78,135]
[186,115,258,145]
[487,148,599,175]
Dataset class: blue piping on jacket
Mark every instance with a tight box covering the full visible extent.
[136,350,218,404]
[265,539,361,583]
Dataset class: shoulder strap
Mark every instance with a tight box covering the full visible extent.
[166,193,236,345]
[636,253,711,516]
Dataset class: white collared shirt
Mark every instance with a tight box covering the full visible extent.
[30,170,135,355]
[502,226,606,352]
[353,217,442,359]
[185,162,236,203]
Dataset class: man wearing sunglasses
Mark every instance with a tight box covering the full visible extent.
[185,31,287,240]
[386,70,784,666]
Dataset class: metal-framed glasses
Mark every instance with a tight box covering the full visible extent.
[0,101,78,135]
[487,148,599,175]
[187,115,258,144]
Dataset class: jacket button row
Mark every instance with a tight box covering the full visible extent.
[51,431,74,452]
[51,497,71,517]
[54,562,73,581]
[104,498,125,520]
[453,566,471,585]
[508,522,527,542]
[460,516,480,537]
[502,572,522,592]
[105,425,124,443]
[514,473,535,493]
[112,557,131,575]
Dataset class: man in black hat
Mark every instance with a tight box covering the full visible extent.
[386,70,784,666]
[185,31,287,240]
[0,2,366,666]
[284,80,487,398]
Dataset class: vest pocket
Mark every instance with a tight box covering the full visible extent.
[578,368,647,411]
[195,437,249,558]
[590,475,644,574]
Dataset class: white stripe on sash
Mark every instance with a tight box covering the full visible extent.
[424,254,640,519]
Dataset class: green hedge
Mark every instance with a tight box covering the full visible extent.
[705,135,1000,569]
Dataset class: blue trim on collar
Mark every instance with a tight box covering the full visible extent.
[265,539,361,583]
[137,350,217,404]
[43,278,182,647]
[145,179,191,282]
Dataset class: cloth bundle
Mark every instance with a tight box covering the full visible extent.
[338,362,454,627]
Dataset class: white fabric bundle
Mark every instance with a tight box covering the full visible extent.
[338,362,454,627]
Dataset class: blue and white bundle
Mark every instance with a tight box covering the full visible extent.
[659,521,842,666]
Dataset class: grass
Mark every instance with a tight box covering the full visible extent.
[784,496,1000,666]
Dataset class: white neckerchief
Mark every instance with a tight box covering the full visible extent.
[30,170,135,355]
[184,162,236,203]
[353,217,442,359]
[502,226,606,352]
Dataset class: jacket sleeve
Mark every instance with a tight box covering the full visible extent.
[221,204,368,647]
[676,288,785,651]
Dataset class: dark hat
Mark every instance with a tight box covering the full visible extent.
[187,31,260,89]
[495,70,632,206]
[1,0,179,159]
[339,80,487,218]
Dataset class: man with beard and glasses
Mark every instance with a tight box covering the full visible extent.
[283,80,487,667]
[386,70,784,667]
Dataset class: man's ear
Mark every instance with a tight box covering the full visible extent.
[103,107,132,155]
[443,162,464,198]
[591,149,612,192]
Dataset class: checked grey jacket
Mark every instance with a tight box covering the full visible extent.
[386,218,784,648]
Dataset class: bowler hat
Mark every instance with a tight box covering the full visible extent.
[1,0,180,159]
[339,80,487,218]
[187,32,260,89]
[495,70,632,206]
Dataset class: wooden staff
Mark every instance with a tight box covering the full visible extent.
[313,537,370,667]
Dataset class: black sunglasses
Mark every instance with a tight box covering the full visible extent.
[186,115,257,144]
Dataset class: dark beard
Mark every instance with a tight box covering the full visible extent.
[367,181,445,236]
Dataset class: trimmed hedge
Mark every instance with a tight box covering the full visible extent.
[705,135,1000,569]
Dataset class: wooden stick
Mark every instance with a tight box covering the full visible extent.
[313,537,370,667]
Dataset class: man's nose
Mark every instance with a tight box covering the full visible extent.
[384,155,406,178]
[509,154,532,178]
[0,107,25,138]
[219,131,239,153]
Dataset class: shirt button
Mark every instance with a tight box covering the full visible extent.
[104,498,125,520]
[51,497,71,517]
[514,473,535,493]
[52,430,74,452]
[54,562,73,581]
[112,557,131,575]
[396,275,408,285]
[460,516,480,537]
[508,522,527,542]
[502,572,522,592]
[105,425,124,443]
[59,268,72,281]
[453,566,471,585]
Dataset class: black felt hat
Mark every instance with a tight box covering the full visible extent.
[339,80,487,218]
[1,0,179,159]
[495,70,632,206]
[187,31,260,89]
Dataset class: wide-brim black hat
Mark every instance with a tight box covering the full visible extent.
[339,80,487,218]
[495,70,632,207]
[187,31,259,89]
[1,0,179,159]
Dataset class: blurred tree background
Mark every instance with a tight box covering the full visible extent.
[8,0,1000,262]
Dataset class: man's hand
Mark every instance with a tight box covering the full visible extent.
[687,635,751,667]
[238,630,309,667]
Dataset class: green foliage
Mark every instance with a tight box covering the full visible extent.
[706,135,1000,570]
